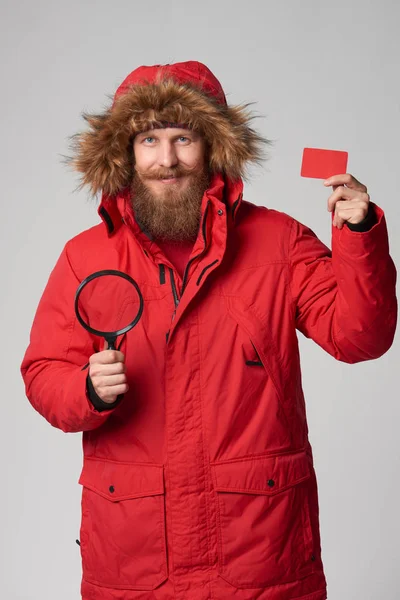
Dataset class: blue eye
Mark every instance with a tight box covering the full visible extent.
[144,137,155,143]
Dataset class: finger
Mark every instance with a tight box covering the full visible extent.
[336,215,346,229]
[333,199,367,226]
[324,173,367,192]
[327,186,362,212]
[90,349,125,365]
[90,362,126,377]
[335,199,369,210]
[97,383,129,403]
[332,208,345,228]
[327,188,369,212]
[333,205,347,229]
[103,383,129,398]
[94,374,127,388]
[335,201,369,224]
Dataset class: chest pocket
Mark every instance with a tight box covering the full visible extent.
[243,339,264,367]
[78,457,168,590]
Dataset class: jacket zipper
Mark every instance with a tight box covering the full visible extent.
[180,201,210,296]
[196,259,219,286]
[159,264,166,285]
[169,267,179,323]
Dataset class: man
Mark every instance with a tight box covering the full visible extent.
[21,61,397,600]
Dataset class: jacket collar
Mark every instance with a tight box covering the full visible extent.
[97,173,244,239]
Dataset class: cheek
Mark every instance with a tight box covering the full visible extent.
[133,147,154,171]
[181,147,206,170]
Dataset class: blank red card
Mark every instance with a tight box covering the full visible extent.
[301,148,348,179]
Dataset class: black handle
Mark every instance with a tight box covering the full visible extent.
[105,335,117,350]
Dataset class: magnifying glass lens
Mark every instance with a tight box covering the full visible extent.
[77,274,142,334]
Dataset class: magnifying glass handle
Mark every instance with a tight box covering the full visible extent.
[105,336,117,350]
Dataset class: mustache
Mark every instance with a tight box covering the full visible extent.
[134,164,199,180]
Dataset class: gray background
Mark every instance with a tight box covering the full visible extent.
[1,0,399,598]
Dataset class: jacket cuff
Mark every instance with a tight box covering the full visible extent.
[345,203,377,232]
[86,373,123,412]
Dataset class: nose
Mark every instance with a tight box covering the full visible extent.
[157,140,178,168]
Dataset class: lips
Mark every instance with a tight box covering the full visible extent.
[160,176,179,183]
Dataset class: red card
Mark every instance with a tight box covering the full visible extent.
[301,148,348,179]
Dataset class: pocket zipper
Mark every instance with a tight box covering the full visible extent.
[245,341,264,367]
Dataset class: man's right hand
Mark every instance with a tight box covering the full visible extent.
[89,345,128,404]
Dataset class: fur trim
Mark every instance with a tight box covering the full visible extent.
[67,77,271,197]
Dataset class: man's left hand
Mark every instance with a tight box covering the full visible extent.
[324,173,370,229]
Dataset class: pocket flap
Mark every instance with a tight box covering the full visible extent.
[78,457,164,501]
[211,449,310,495]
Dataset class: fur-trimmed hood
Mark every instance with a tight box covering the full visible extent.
[68,61,270,197]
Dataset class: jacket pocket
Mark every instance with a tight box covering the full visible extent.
[78,457,168,590]
[211,449,315,589]
[243,339,264,367]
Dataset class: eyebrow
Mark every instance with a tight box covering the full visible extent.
[139,130,196,140]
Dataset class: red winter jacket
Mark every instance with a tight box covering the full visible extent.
[21,64,397,600]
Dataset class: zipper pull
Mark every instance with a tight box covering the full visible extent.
[169,268,180,309]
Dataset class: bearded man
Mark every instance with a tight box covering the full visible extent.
[21,61,397,600]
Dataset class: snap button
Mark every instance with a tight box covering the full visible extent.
[267,479,275,487]
[109,485,115,493]
[311,554,316,561]
[217,209,223,216]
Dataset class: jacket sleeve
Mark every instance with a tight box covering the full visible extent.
[20,242,121,433]
[289,202,397,363]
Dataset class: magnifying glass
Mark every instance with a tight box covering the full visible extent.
[74,269,144,350]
